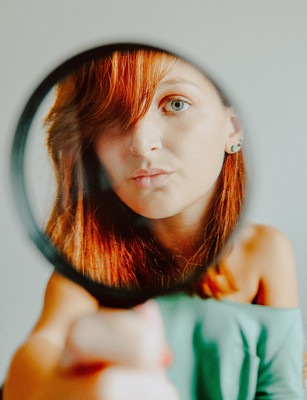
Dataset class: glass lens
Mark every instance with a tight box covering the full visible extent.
[12,43,246,306]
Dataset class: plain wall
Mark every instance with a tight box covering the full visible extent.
[1,0,306,388]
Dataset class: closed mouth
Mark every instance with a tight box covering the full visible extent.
[131,168,170,179]
[131,169,173,188]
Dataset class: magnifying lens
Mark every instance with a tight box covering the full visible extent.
[11,42,246,308]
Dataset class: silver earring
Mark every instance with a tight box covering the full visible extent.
[230,145,239,153]
[230,141,242,153]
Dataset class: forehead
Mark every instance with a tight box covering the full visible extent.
[157,58,220,99]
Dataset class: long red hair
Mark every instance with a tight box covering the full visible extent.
[44,48,245,296]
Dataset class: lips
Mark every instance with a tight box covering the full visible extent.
[131,169,173,188]
[132,169,169,178]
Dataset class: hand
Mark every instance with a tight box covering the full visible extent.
[37,300,179,400]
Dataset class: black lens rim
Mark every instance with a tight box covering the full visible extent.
[10,42,240,308]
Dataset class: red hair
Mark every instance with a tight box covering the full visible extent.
[45,48,245,296]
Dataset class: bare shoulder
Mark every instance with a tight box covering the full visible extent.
[239,222,299,308]
[31,272,98,347]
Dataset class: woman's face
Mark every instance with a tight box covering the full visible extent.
[94,59,241,221]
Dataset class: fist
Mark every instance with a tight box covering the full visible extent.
[39,300,179,400]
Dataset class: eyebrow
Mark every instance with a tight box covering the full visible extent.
[158,79,201,90]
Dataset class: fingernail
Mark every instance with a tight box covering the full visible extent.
[134,300,158,319]
[161,348,173,367]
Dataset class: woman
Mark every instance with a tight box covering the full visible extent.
[3,47,303,399]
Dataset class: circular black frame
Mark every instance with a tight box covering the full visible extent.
[11,42,209,308]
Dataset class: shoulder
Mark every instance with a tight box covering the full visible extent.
[238,222,299,308]
[31,272,98,347]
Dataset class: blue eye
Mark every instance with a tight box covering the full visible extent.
[165,99,190,113]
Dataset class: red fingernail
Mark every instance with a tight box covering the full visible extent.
[134,300,157,319]
[161,349,173,367]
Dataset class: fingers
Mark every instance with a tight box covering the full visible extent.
[97,367,179,400]
[39,300,178,400]
[60,300,170,370]
[40,367,179,400]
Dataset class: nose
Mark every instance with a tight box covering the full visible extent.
[129,114,162,156]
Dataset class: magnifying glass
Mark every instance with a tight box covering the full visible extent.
[11,42,246,309]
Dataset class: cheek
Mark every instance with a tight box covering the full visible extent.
[94,137,126,185]
[191,142,225,189]
[178,115,227,161]
[176,115,227,185]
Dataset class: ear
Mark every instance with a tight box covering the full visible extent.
[225,107,243,154]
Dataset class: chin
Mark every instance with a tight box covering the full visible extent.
[129,204,180,220]
[115,190,183,220]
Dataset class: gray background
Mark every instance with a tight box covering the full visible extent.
[0,0,306,391]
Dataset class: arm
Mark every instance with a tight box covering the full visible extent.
[3,272,178,400]
[3,272,98,399]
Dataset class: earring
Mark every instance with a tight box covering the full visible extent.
[230,140,242,153]
[230,144,239,153]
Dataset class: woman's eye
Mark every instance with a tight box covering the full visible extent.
[164,99,191,113]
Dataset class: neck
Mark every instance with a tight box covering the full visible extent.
[148,194,213,262]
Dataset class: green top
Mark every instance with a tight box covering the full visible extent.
[157,294,304,400]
